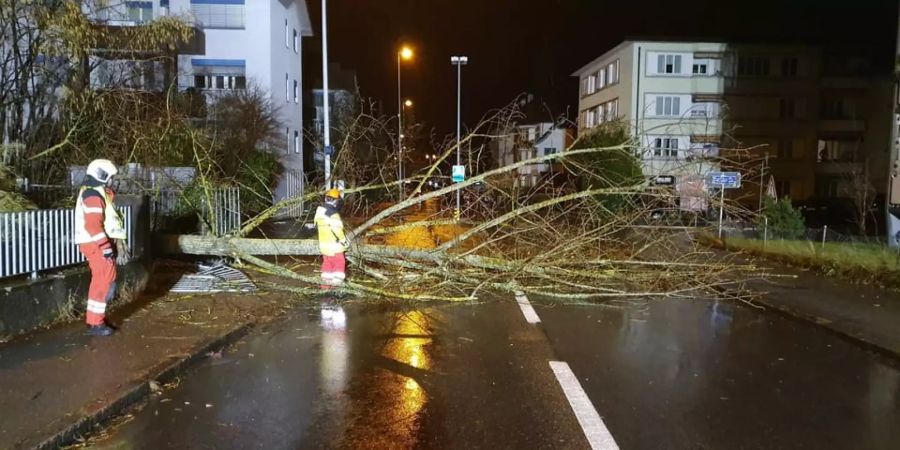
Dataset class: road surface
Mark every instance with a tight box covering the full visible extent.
[90,294,900,449]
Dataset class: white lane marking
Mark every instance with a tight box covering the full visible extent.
[549,361,619,450]
[514,291,541,324]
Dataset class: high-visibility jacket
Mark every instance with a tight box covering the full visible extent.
[314,204,346,256]
[74,186,126,248]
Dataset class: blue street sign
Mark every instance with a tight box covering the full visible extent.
[452,165,465,183]
[708,171,741,189]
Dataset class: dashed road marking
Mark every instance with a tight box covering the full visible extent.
[549,361,619,450]
[514,291,541,324]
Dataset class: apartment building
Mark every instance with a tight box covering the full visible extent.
[719,46,891,214]
[84,0,313,211]
[491,122,574,187]
[574,40,892,218]
[573,41,725,207]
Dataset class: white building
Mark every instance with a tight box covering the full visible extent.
[573,40,725,200]
[83,0,313,211]
[491,122,573,187]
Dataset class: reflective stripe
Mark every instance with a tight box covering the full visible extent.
[89,232,108,242]
[86,299,107,314]
[82,207,104,214]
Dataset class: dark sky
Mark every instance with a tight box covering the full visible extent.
[307,0,897,137]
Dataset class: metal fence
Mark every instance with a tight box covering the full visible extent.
[206,188,241,236]
[0,206,133,279]
[24,185,241,236]
[719,223,888,248]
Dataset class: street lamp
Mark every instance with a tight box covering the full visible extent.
[404,99,413,108]
[321,0,332,188]
[451,55,468,220]
[398,46,413,196]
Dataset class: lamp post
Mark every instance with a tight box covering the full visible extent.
[451,55,468,220]
[321,0,331,188]
[397,46,413,196]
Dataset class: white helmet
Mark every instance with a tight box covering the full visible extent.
[85,159,118,184]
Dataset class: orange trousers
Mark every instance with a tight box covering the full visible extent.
[78,244,117,326]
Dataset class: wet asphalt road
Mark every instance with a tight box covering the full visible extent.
[90,295,900,450]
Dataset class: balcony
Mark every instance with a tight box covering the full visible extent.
[815,161,862,175]
[817,119,865,134]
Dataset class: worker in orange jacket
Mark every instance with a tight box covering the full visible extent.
[74,159,128,336]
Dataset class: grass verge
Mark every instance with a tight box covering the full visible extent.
[699,234,900,289]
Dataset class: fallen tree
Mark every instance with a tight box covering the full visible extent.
[158,108,764,302]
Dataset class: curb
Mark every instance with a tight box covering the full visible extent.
[753,295,900,365]
[32,322,255,450]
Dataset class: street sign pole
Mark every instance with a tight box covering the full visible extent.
[718,186,725,238]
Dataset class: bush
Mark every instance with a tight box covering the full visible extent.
[758,196,805,239]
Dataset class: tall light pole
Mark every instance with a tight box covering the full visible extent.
[451,56,468,220]
[321,0,331,189]
[397,46,413,196]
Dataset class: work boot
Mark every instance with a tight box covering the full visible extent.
[86,323,116,337]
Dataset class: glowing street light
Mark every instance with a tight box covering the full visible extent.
[397,45,414,196]
[404,99,414,108]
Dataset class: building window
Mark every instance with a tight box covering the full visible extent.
[194,75,246,90]
[821,98,855,120]
[817,139,859,162]
[781,57,798,77]
[607,60,619,84]
[293,80,298,103]
[689,102,718,118]
[286,128,291,154]
[190,1,245,29]
[816,177,840,198]
[294,130,300,154]
[293,29,299,53]
[656,54,683,74]
[598,68,606,89]
[777,139,794,159]
[126,1,153,23]
[584,109,596,128]
[285,19,289,48]
[738,56,770,76]
[779,98,796,119]
[777,179,792,198]
[692,63,707,75]
[654,95,682,117]
[652,137,679,158]
[584,74,597,95]
[544,147,558,156]
[285,73,289,102]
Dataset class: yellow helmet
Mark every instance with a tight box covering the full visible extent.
[325,188,341,199]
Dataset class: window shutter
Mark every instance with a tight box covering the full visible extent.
[673,97,680,115]
[657,55,665,74]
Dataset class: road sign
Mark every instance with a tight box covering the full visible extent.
[654,175,675,186]
[708,171,741,189]
[452,165,465,183]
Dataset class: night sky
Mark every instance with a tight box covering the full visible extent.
[308,0,897,137]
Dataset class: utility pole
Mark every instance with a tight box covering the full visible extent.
[887,6,900,247]
[451,55,468,220]
[321,0,331,189]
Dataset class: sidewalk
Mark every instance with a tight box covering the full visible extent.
[0,264,297,450]
[747,262,900,359]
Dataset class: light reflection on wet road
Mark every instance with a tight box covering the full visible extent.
[90,296,900,449]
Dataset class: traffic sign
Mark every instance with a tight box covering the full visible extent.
[654,175,675,186]
[452,165,465,183]
[708,171,741,189]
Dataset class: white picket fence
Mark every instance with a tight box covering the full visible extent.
[0,207,133,279]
